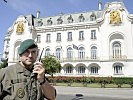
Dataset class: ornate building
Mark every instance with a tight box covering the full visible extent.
[3,1,133,77]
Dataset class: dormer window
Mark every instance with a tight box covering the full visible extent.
[38,19,43,26]
[67,15,73,23]
[78,14,85,22]
[90,12,96,21]
[57,17,63,24]
[47,18,52,25]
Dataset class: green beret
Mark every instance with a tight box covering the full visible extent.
[18,39,38,55]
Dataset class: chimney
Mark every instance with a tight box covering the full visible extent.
[36,11,40,18]
[98,1,102,10]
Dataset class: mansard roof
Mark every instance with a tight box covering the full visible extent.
[33,10,103,27]
[23,1,132,27]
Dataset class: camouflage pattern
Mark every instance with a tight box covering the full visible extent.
[0,62,44,100]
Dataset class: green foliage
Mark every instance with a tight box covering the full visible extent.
[89,77,113,84]
[112,77,133,88]
[53,76,133,85]
[0,63,3,69]
[42,55,61,77]
[49,76,133,88]
[0,58,8,69]
[113,77,125,84]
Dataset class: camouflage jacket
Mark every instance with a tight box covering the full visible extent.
[0,62,44,100]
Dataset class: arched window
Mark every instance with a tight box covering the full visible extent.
[78,47,85,59]
[66,66,73,74]
[78,66,85,74]
[45,48,51,56]
[114,65,122,74]
[112,42,121,58]
[67,47,73,59]
[56,48,61,59]
[91,66,98,74]
[91,46,97,59]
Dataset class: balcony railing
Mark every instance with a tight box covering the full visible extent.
[11,55,127,63]
[57,55,127,63]
[58,57,100,62]
[109,55,127,61]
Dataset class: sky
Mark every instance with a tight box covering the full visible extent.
[0,0,132,57]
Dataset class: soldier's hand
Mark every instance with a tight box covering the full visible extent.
[33,62,45,81]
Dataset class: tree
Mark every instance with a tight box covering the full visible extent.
[42,55,61,77]
[0,58,8,69]
[0,63,3,69]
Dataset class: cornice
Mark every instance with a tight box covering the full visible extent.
[35,21,101,33]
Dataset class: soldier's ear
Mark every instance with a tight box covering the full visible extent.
[19,54,22,57]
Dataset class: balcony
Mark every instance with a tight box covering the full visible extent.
[58,57,99,63]
[57,55,127,63]
[109,55,127,61]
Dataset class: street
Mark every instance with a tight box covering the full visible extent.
[55,86,133,100]
[56,94,130,100]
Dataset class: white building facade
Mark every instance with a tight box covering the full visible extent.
[3,1,133,77]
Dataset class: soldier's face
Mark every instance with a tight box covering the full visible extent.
[20,48,38,67]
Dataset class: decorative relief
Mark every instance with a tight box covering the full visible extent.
[16,22,24,34]
[110,10,121,24]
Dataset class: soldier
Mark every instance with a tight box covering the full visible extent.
[0,39,56,100]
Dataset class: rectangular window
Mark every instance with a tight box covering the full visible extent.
[7,39,9,44]
[79,31,84,40]
[46,34,51,42]
[67,32,72,41]
[57,33,61,42]
[37,35,41,43]
[91,30,96,39]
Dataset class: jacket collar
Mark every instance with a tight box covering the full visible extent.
[16,62,32,77]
